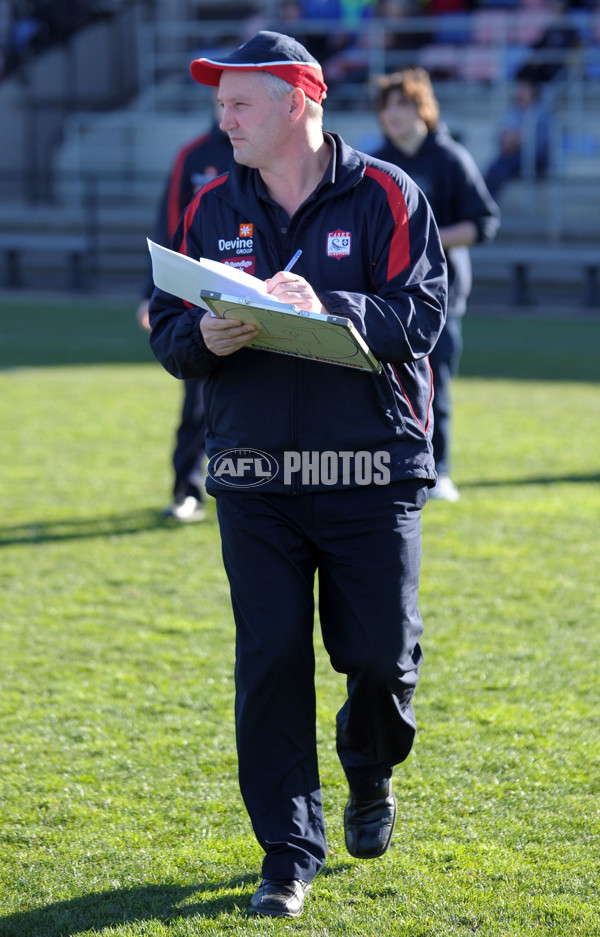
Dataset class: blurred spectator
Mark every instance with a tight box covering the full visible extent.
[483,76,552,197]
[376,0,430,60]
[297,0,378,88]
[0,0,120,78]
[371,67,499,501]
[138,101,232,522]
[426,0,475,47]
[6,0,46,70]
[264,0,331,61]
[0,0,12,76]
[515,0,581,84]
[303,0,430,88]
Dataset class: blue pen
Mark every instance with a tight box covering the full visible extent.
[283,249,302,272]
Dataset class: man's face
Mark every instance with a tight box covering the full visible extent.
[217,70,292,168]
[378,89,419,143]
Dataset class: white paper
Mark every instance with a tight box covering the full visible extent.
[147,239,269,310]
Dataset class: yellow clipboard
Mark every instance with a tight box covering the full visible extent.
[201,290,381,373]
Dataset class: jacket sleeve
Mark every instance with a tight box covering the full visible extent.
[321,169,448,364]
[451,143,500,244]
[147,198,221,380]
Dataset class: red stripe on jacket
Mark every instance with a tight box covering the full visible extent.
[177,173,229,256]
[166,134,206,239]
[364,166,410,280]
[175,173,229,307]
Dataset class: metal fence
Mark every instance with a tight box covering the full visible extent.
[1,10,599,242]
[136,11,600,111]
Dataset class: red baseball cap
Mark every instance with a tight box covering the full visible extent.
[190,30,328,105]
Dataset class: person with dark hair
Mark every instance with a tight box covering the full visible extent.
[149,31,447,917]
[372,67,499,501]
[483,77,552,199]
[516,0,581,86]
[137,105,232,521]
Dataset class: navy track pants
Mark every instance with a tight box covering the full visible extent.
[215,480,427,882]
[429,314,463,476]
[172,378,206,500]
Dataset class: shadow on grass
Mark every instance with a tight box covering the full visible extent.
[459,470,600,489]
[0,877,254,937]
[3,471,597,548]
[0,508,215,547]
[0,866,353,936]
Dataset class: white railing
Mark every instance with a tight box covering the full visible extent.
[135,11,599,112]
[48,11,600,241]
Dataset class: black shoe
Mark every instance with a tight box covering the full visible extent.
[344,781,397,858]
[248,878,312,918]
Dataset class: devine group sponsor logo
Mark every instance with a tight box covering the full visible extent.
[218,236,253,252]
[207,448,278,487]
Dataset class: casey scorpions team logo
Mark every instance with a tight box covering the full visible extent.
[326,229,352,259]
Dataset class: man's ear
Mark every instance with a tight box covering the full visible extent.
[289,88,307,121]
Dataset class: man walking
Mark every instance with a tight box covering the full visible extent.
[149,30,446,918]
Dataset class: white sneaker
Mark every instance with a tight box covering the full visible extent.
[429,474,460,502]
[163,495,205,522]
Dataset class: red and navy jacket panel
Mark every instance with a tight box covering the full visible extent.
[142,124,232,298]
[164,126,233,241]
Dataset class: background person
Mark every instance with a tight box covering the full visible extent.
[372,67,500,501]
[483,76,552,199]
[148,30,447,919]
[137,109,232,521]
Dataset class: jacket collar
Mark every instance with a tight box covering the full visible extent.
[217,133,364,210]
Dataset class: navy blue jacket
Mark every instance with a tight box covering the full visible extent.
[373,125,499,316]
[149,133,447,493]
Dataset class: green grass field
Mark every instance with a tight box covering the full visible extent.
[1,297,599,936]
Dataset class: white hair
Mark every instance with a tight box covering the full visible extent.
[260,71,324,125]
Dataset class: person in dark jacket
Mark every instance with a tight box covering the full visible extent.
[137,110,232,521]
[149,30,447,918]
[372,68,500,501]
[483,76,552,199]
